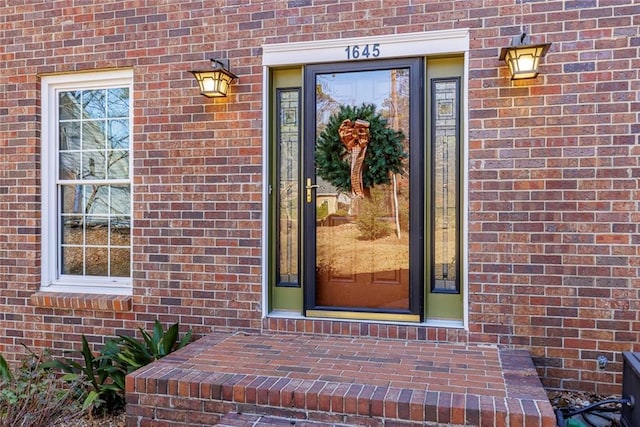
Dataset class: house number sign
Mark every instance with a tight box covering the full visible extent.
[344,43,381,60]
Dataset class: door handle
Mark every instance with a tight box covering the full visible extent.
[306,178,319,203]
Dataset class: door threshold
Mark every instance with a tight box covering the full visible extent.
[306,309,420,323]
[267,310,464,328]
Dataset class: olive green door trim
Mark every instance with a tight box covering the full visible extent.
[262,37,470,330]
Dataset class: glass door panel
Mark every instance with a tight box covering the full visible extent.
[304,59,423,320]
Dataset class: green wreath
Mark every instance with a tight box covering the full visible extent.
[315,104,407,193]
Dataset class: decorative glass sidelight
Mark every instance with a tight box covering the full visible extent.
[431,78,460,293]
[276,88,301,287]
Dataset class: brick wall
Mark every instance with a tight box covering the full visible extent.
[464,0,640,394]
[0,0,638,394]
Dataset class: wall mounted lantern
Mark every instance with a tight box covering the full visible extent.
[499,33,551,80]
[190,59,237,98]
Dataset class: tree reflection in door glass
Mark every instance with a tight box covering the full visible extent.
[314,69,411,310]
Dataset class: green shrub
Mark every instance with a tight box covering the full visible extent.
[112,320,192,374]
[45,320,192,415]
[0,348,85,427]
[316,201,329,221]
[355,191,391,240]
[44,336,124,414]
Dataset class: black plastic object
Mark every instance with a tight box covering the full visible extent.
[621,352,640,427]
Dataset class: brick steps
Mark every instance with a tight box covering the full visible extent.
[127,332,556,426]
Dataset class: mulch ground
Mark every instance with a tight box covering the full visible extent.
[53,411,125,427]
[547,390,623,426]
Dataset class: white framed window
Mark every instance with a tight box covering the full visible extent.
[41,70,133,295]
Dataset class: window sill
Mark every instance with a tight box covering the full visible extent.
[30,292,132,312]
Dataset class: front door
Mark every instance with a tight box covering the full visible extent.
[303,59,423,322]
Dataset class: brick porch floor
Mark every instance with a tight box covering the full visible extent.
[126,331,556,426]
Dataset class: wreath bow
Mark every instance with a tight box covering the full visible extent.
[338,119,370,198]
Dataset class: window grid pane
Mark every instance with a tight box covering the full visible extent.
[58,87,131,279]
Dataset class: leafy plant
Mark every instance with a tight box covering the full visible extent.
[0,349,85,427]
[0,354,11,382]
[43,336,124,414]
[44,320,192,416]
[113,320,192,373]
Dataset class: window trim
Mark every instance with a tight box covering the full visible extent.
[262,29,469,66]
[41,69,134,295]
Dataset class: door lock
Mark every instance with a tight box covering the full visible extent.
[305,178,319,203]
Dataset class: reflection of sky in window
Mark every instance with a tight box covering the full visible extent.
[58,87,130,181]
[108,119,129,149]
[107,88,129,118]
[316,68,409,132]
[318,70,391,107]
[83,89,106,119]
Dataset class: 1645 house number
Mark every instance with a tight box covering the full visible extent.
[344,44,381,60]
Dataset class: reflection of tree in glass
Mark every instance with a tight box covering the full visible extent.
[59,88,130,218]
[315,82,340,137]
[381,69,409,147]
[381,69,410,238]
[314,69,411,237]
[81,88,129,119]
[58,87,131,278]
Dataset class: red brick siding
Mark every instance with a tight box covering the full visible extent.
[0,0,638,394]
